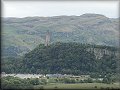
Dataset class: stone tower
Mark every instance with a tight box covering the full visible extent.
[45,31,50,46]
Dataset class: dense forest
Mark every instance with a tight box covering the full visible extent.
[2,42,119,75]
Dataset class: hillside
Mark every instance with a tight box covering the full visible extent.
[2,42,119,75]
[2,14,119,57]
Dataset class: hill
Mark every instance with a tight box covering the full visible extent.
[2,14,119,57]
[2,42,119,75]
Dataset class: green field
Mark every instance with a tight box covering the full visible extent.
[34,83,120,89]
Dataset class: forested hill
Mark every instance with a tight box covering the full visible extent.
[2,14,119,57]
[2,42,119,75]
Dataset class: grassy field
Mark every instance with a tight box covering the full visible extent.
[34,83,120,89]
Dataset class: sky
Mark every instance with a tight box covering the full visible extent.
[2,1,119,18]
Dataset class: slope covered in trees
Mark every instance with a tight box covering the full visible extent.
[2,42,118,75]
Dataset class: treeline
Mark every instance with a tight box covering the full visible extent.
[2,42,119,75]
[0,76,104,89]
[1,76,45,89]
[1,74,116,89]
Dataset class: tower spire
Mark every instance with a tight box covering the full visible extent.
[45,31,50,46]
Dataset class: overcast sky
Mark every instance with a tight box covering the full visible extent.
[2,1,119,18]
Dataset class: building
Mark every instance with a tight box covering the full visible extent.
[45,31,50,46]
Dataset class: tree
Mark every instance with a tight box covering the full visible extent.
[29,78,40,85]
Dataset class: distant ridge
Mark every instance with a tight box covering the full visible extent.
[2,13,119,57]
